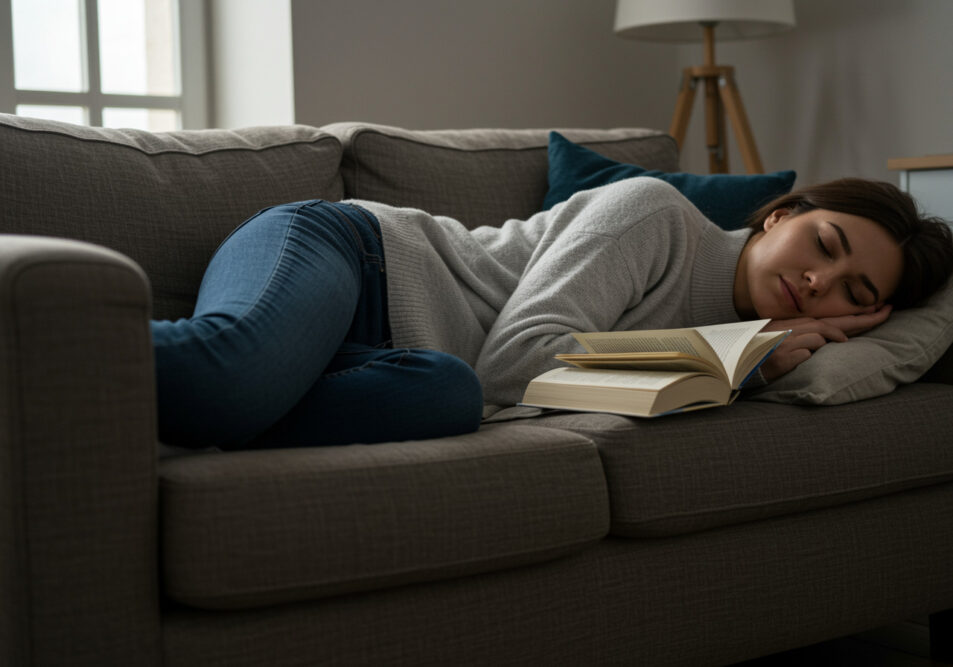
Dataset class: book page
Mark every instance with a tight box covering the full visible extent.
[570,321,776,386]
[693,319,771,386]
[574,333,700,356]
[555,353,721,376]
[522,367,732,418]
[732,330,790,386]
[572,329,720,370]
[531,367,693,391]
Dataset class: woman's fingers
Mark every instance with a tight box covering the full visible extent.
[787,347,813,367]
[763,317,848,342]
[760,323,849,381]
[786,331,828,352]
[758,306,895,382]
[819,305,893,336]
[760,333,823,380]
[765,305,894,341]
[760,343,813,380]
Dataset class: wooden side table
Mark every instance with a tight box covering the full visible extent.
[887,154,953,221]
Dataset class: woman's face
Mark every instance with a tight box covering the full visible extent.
[734,208,904,320]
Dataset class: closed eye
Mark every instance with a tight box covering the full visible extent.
[844,283,860,306]
[816,233,832,258]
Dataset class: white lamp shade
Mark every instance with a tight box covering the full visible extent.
[615,0,796,42]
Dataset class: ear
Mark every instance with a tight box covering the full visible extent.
[763,208,791,231]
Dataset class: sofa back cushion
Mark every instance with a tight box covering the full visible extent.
[0,114,343,320]
[326,122,679,229]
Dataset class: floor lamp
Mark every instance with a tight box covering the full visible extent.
[614,0,795,174]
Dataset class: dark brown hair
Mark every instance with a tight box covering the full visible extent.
[747,177,953,309]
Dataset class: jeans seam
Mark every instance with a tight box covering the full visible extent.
[327,204,367,254]
[352,204,383,243]
[206,206,270,258]
[325,203,385,268]
[187,206,302,342]
[184,201,381,345]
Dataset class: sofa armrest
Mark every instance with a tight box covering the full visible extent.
[0,236,160,666]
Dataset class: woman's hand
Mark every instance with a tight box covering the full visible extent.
[758,305,893,381]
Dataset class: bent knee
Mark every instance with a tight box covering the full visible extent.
[397,349,484,431]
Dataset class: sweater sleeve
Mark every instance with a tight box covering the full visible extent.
[472,179,698,408]
[474,231,636,406]
[473,178,707,407]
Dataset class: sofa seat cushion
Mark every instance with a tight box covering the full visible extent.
[159,424,608,610]
[325,122,678,229]
[0,114,344,320]
[529,383,953,537]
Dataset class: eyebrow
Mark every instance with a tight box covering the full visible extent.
[828,221,880,302]
[829,222,852,254]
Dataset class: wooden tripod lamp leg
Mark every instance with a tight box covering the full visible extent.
[718,70,764,174]
[700,23,728,173]
[705,75,729,173]
[669,68,697,151]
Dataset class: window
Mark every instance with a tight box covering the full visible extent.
[0,0,207,130]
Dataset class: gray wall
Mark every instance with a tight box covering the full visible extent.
[290,0,675,131]
[290,0,953,187]
[674,0,953,185]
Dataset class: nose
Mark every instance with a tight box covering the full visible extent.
[804,268,832,295]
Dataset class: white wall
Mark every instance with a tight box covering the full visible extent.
[210,0,295,128]
[674,0,953,185]
[290,0,676,131]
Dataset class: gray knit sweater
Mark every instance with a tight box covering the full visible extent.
[357,177,750,408]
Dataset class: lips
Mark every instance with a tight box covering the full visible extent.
[780,276,802,313]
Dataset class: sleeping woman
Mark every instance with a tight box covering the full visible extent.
[151,177,953,449]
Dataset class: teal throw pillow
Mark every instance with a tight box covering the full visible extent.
[544,131,796,230]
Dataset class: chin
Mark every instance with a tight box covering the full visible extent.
[752,302,789,321]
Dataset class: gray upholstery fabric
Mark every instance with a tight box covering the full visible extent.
[161,482,953,667]
[160,424,607,609]
[529,383,953,537]
[326,122,679,229]
[0,113,344,320]
[0,236,159,666]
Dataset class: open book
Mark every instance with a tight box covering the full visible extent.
[520,319,788,417]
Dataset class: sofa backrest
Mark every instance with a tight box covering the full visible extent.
[326,122,678,229]
[0,114,343,320]
[0,115,677,320]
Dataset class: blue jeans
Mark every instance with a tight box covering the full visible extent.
[151,200,483,449]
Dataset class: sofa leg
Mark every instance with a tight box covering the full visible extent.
[930,609,953,662]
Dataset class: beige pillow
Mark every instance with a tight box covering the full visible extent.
[746,277,953,404]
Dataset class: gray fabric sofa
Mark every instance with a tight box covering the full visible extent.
[2,113,952,666]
